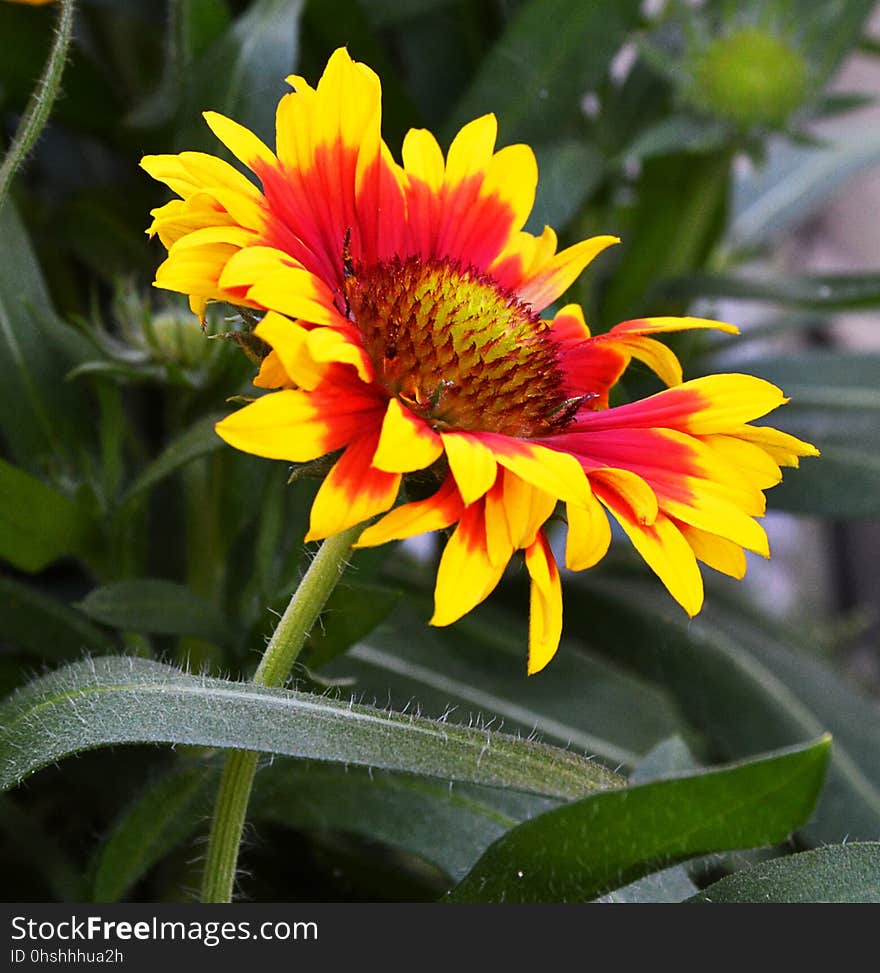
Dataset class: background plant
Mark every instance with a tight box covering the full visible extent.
[0,0,878,903]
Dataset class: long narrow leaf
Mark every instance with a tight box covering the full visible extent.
[0,657,622,798]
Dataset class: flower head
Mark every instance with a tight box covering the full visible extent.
[142,48,817,674]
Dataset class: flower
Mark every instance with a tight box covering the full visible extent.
[142,48,817,674]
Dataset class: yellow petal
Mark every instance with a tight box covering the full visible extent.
[524,532,563,675]
[355,476,463,548]
[373,398,443,473]
[701,433,783,491]
[203,110,276,171]
[661,490,770,557]
[610,316,739,337]
[603,499,704,617]
[481,142,538,235]
[253,350,293,390]
[218,245,304,290]
[255,312,371,389]
[679,375,789,434]
[441,432,498,505]
[732,424,820,467]
[444,114,497,188]
[678,523,747,579]
[402,128,445,191]
[488,438,589,507]
[565,490,611,571]
[247,265,347,326]
[617,335,683,386]
[517,235,619,311]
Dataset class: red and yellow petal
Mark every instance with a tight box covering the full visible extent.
[260,47,389,286]
[571,374,788,436]
[305,431,401,541]
[430,502,509,628]
[215,382,384,462]
[480,435,590,507]
[511,233,619,312]
[484,469,557,566]
[355,474,465,548]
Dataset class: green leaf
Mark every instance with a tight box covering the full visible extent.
[76,580,230,645]
[0,575,113,659]
[0,203,96,467]
[300,0,417,149]
[568,579,880,844]
[660,271,880,309]
[622,115,729,161]
[448,737,831,902]
[251,760,554,884]
[527,140,604,235]
[91,756,555,901]
[181,0,304,149]
[602,150,731,322]
[593,737,700,903]
[739,351,880,517]
[364,0,455,26]
[182,0,232,59]
[691,598,880,846]
[770,446,880,518]
[123,412,225,501]
[0,459,93,573]
[0,794,85,902]
[0,657,623,797]
[729,132,880,249]
[445,0,641,143]
[323,602,689,769]
[799,1,876,88]
[689,843,880,903]
[91,764,217,903]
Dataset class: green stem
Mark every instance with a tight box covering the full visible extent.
[0,0,76,213]
[200,522,363,903]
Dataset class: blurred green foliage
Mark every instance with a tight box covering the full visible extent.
[0,0,879,903]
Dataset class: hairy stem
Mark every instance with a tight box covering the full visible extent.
[0,0,76,212]
[200,522,363,903]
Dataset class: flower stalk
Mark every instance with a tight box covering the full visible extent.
[0,0,76,213]
[200,522,363,903]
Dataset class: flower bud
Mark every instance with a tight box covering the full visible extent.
[689,27,809,129]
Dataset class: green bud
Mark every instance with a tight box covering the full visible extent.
[146,311,210,367]
[690,27,809,128]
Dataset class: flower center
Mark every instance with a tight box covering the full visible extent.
[343,256,575,438]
